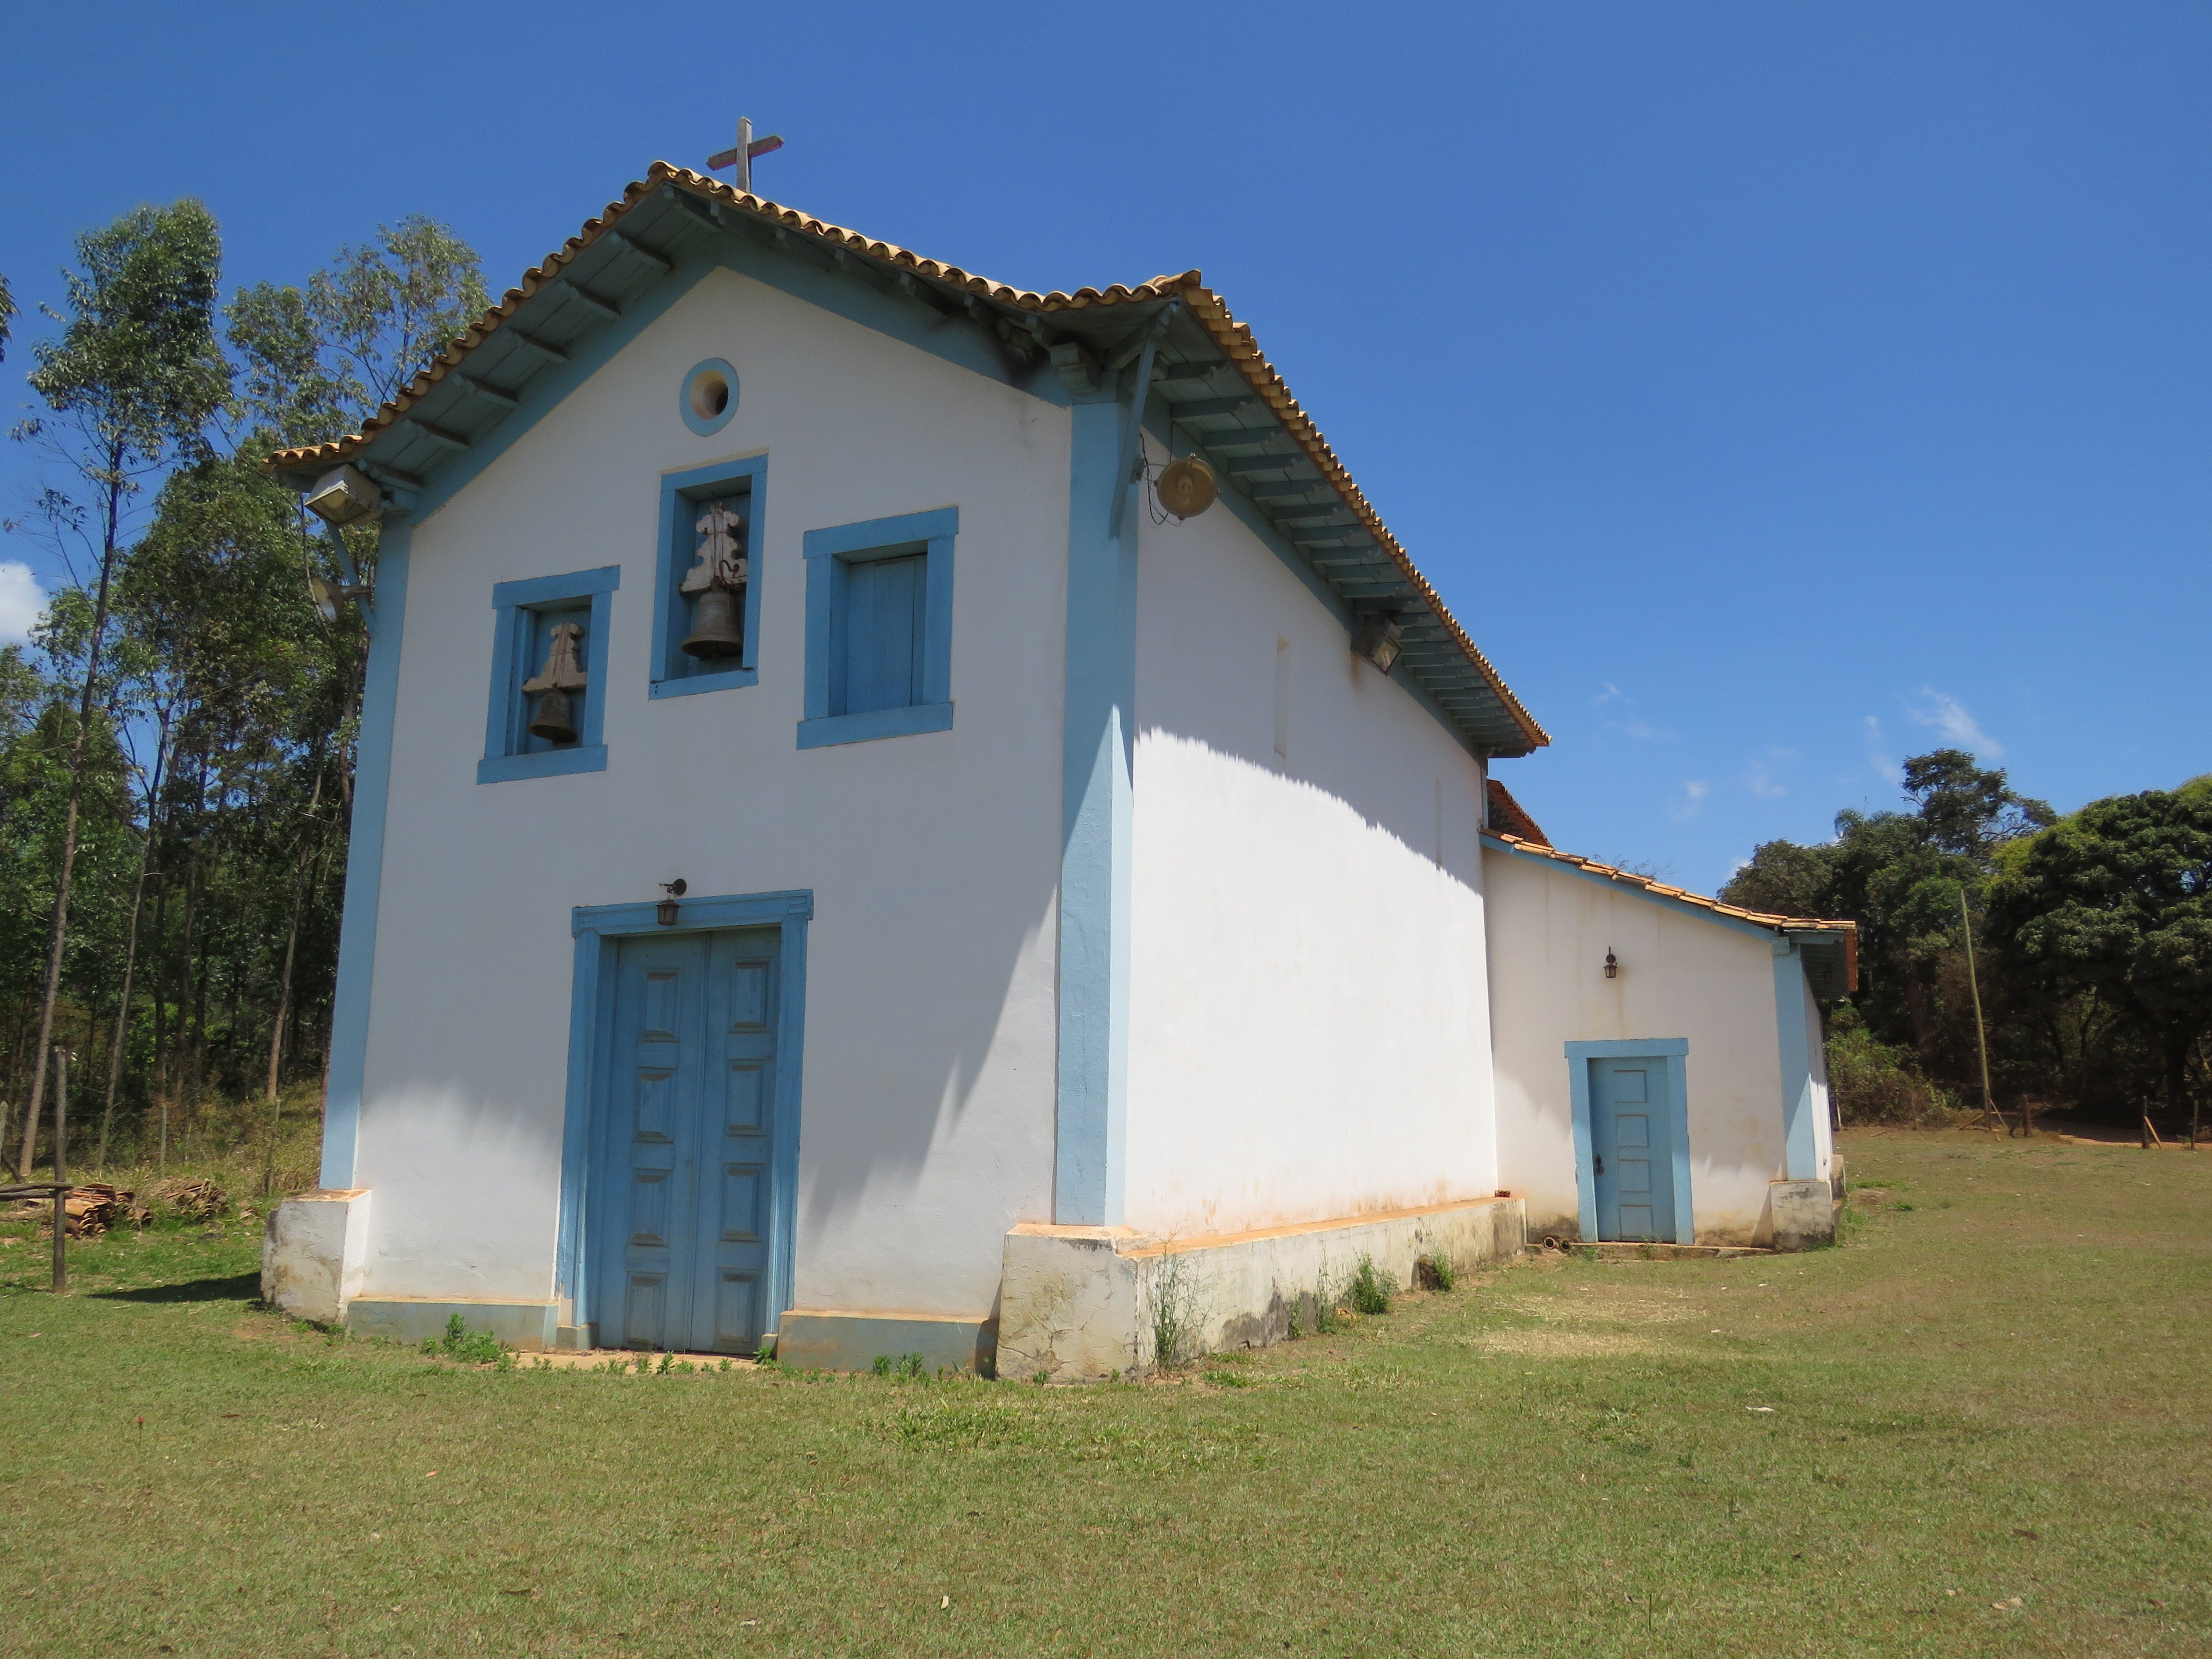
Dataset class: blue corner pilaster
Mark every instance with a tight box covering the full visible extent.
[319,525,411,1189]
[1773,943,1818,1181]
[1055,394,1139,1226]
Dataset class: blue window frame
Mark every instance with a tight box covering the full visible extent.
[652,456,768,700]
[798,506,956,749]
[479,565,619,784]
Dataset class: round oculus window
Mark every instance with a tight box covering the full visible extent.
[680,359,738,434]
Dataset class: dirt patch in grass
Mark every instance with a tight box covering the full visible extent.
[1461,1327,1680,1359]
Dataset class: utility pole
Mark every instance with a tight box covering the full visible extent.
[1959,888,2005,1134]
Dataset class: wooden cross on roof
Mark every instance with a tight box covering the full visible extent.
[709,117,784,196]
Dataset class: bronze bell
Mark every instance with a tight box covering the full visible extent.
[527,686,579,745]
[682,585,745,659]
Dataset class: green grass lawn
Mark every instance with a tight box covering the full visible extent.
[2,1128,2206,1658]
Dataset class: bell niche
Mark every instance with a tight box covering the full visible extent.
[680,498,747,660]
[521,614,589,746]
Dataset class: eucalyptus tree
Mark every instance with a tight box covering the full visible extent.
[0,206,488,1170]
[9,203,228,1178]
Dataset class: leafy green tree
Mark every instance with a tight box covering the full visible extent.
[8,202,228,1176]
[0,272,16,361]
[1987,787,2212,1126]
[0,203,487,1172]
[1725,750,2052,1075]
[301,215,488,423]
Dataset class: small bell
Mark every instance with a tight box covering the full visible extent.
[682,585,745,659]
[521,618,588,743]
[527,686,579,744]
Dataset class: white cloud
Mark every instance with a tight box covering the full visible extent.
[1668,780,1709,821]
[0,564,47,644]
[1607,718,1676,741]
[1864,715,1901,785]
[1906,688,2004,758]
[1592,682,1623,706]
[1747,769,1786,798]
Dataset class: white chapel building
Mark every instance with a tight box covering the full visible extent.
[262,163,1853,1377]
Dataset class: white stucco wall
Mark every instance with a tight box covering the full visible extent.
[1484,844,1794,1245]
[352,265,1069,1320]
[1123,467,1498,1239]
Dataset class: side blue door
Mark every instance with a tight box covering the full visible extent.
[1591,1058,1675,1242]
[594,926,781,1352]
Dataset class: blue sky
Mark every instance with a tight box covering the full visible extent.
[1,2,2203,889]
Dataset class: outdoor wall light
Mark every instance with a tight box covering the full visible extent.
[1154,454,1218,519]
[1604,949,1619,979]
[304,464,383,527]
[307,573,372,625]
[657,879,688,926]
[1351,612,1404,675]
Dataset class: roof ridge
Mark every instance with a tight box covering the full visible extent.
[265,161,1549,751]
[1483,831,1858,937]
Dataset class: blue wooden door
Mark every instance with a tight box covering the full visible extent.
[595,927,781,1352]
[1591,1058,1675,1242]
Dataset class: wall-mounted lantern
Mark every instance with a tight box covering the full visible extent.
[1351,611,1404,675]
[304,464,382,527]
[1604,949,1619,980]
[657,879,687,926]
[307,572,373,625]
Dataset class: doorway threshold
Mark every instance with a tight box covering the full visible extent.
[1584,1241,1774,1261]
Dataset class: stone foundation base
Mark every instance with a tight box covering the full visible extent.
[775,1310,995,1374]
[346,1298,560,1351]
[261,1190,371,1324]
[998,1195,1526,1383]
[1768,1178,1838,1251]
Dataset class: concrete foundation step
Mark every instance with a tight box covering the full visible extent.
[1581,1241,1775,1261]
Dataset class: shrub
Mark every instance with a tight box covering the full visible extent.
[1414,1252,1456,1292]
[421,1313,504,1365]
[1347,1254,1396,1315]
[1827,1025,1962,1126]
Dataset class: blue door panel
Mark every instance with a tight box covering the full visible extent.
[1591,1058,1677,1242]
[839,553,925,715]
[593,927,781,1352]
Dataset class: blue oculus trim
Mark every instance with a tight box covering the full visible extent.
[478,565,619,785]
[651,455,768,700]
[319,525,413,1188]
[797,505,956,749]
[680,357,739,436]
[557,889,814,1342]
[1563,1038,1694,1246]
